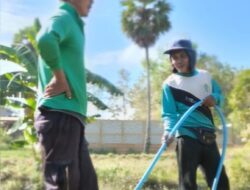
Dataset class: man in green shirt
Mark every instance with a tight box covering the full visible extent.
[35,0,98,189]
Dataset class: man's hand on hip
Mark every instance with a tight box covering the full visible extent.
[44,70,72,99]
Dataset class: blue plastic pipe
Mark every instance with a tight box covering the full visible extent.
[135,101,228,190]
[211,106,228,190]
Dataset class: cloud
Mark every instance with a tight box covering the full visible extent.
[85,43,162,85]
[0,1,55,45]
[0,2,33,33]
[86,43,159,71]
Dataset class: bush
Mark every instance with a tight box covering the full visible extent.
[227,143,250,189]
[240,124,250,143]
[0,128,12,150]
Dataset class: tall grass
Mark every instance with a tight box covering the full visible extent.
[1,144,250,189]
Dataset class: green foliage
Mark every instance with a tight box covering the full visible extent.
[0,128,12,150]
[129,55,172,120]
[13,18,41,53]
[240,124,250,142]
[86,69,123,97]
[197,53,236,114]
[85,114,101,124]
[227,143,250,189]
[229,69,250,111]
[0,22,39,108]
[105,68,132,119]
[228,69,250,141]
[5,95,37,146]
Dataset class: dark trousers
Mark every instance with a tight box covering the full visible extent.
[34,108,98,190]
[176,136,230,190]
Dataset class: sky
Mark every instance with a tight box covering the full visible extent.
[1,0,250,84]
[0,0,250,119]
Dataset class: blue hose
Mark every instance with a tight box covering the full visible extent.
[212,106,228,190]
[134,101,228,190]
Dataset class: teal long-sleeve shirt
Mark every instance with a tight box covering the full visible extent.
[161,69,224,138]
[36,2,87,116]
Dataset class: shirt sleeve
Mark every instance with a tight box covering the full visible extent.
[37,14,71,71]
[161,84,178,132]
[211,79,224,107]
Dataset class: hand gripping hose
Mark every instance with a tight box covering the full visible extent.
[135,100,228,190]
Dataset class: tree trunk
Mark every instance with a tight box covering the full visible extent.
[144,46,151,153]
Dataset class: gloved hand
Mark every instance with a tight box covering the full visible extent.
[161,131,175,145]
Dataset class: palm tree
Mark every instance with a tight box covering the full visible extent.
[121,0,171,152]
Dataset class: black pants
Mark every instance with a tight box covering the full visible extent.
[34,108,98,190]
[176,136,230,190]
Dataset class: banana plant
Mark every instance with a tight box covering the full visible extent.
[0,19,123,149]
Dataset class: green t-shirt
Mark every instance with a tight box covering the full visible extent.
[36,2,87,116]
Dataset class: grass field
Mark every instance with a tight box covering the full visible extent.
[1,144,250,190]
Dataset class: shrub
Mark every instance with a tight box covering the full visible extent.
[0,128,12,150]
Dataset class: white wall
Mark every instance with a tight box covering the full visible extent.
[85,120,234,153]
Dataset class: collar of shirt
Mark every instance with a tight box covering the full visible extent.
[176,69,198,77]
[59,1,84,32]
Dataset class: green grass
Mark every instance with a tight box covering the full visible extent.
[0,148,43,190]
[94,153,178,190]
[1,145,250,190]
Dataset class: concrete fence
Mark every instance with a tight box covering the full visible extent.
[85,120,235,153]
[0,117,237,153]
